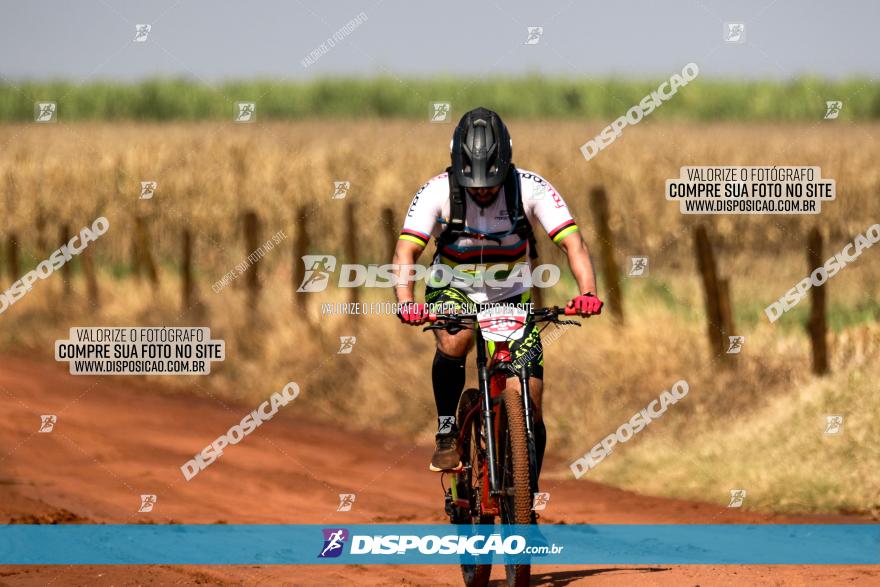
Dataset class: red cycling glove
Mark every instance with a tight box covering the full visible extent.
[567,292,603,317]
[398,302,429,325]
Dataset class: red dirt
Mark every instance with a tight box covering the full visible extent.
[0,354,876,585]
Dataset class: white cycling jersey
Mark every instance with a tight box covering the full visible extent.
[399,169,581,303]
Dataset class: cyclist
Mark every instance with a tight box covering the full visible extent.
[393,107,603,473]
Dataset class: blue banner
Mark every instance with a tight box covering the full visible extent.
[0,524,877,565]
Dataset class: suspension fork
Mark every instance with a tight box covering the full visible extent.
[475,331,500,494]
[518,364,539,494]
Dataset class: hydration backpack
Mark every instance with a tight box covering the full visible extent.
[437,166,538,260]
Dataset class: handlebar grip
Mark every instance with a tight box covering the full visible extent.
[427,313,438,323]
[563,305,578,316]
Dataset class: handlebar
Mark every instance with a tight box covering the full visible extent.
[426,305,579,324]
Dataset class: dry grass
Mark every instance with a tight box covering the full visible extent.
[1,120,879,513]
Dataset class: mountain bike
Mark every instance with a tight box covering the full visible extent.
[424,304,581,587]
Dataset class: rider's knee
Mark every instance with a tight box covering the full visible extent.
[436,336,470,358]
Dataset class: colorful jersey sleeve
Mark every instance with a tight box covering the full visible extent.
[519,169,580,244]
[399,172,448,249]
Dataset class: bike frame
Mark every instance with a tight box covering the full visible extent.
[458,325,538,516]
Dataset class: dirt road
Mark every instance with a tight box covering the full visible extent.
[0,355,876,586]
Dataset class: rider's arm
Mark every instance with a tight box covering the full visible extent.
[392,239,423,304]
[521,170,598,296]
[558,232,598,295]
[393,173,447,304]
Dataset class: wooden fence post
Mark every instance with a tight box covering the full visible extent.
[81,244,99,309]
[589,187,623,324]
[693,225,727,359]
[59,225,72,294]
[35,206,48,254]
[6,233,20,280]
[718,278,735,343]
[135,216,160,286]
[345,202,359,304]
[807,227,829,375]
[293,206,310,312]
[181,229,195,312]
[381,207,397,261]
[242,210,261,305]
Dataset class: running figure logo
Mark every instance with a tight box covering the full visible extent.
[318,528,350,558]
[727,489,747,508]
[437,416,455,434]
[532,492,550,511]
[727,336,745,354]
[39,415,57,433]
[297,255,337,292]
[134,24,151,42]
[628,256,648,277]
[430,102,451,122]
[824,101,843,120]
[332,181,350,200]
[138,494,157,512]
[524,26,543,45]
[337,493,356,512]
[235,102,256,122]
[140,181,157,200]
[337,336,357,354]
[34,102,57,123]
[824,415,844,435]
[724,22,745,43]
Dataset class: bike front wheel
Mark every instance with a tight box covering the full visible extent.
[497,386,532,587]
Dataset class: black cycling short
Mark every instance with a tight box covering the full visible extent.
[425,286,544,380]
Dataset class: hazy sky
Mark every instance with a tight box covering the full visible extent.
[1,0,877,81]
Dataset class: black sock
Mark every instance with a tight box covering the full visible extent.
[535,418,546,478]
[432,349,466,435]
